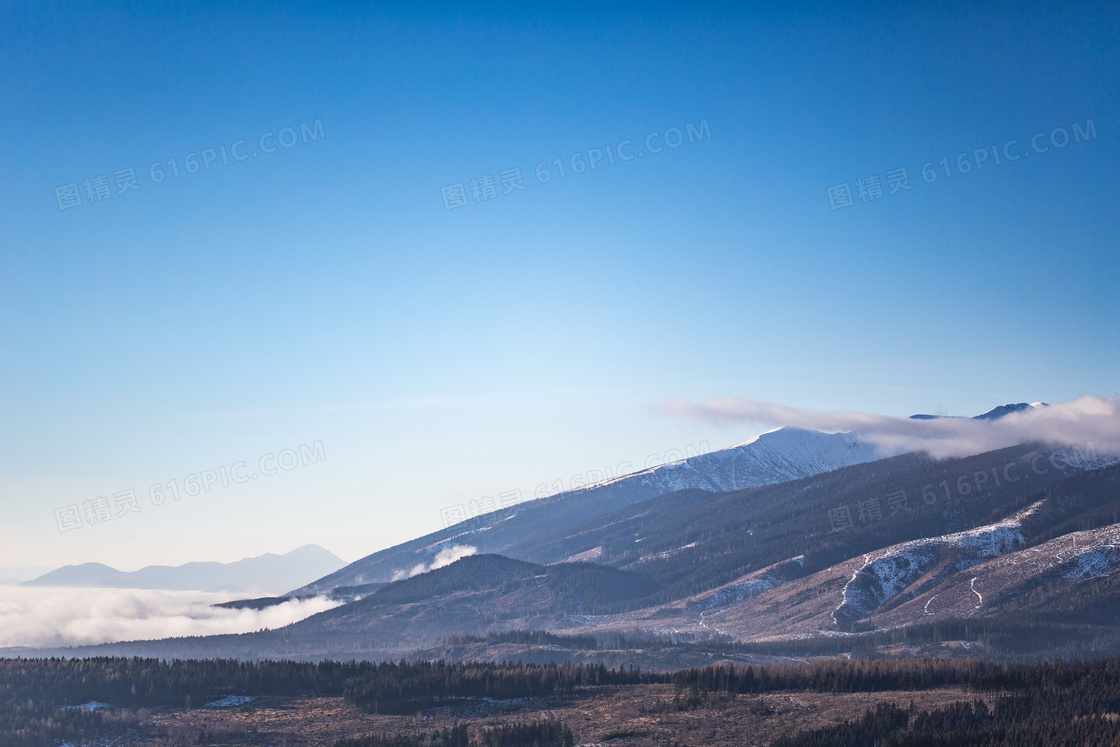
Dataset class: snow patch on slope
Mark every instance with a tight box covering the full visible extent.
[1061,526,1120,581]
[688,578,779,612]
[831,506,1038,623]
[686,556,805,612]
[585,427,891,499]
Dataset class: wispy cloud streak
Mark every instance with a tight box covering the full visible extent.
[664,395,1120,459]
[391,544,477,582]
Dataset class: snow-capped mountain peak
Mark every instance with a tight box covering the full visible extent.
[573,425,888,498]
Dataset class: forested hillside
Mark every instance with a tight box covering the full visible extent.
[5,655,1120,746]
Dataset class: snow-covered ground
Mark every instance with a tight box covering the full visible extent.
[1060,524,1120,581]
[687,577,780,612]
[589,426,891,497]
[831,506,1039,622]
[205,695,258,708]
[62,701,112,712]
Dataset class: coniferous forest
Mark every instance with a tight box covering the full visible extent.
[2,654,1120,745]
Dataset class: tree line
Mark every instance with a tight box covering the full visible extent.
[4,653,1120,745]
[335,722,573,747]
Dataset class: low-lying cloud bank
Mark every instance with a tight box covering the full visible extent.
[392,544,477,581]
[0,587,341,648]
[664,395,1120,460]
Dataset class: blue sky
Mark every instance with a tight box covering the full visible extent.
[1,2,1117,569]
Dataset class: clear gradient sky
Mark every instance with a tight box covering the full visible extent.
[1,2,1117,570]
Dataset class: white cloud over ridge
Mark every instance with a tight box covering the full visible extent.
[0,587,340,649]
[391,544,477,581]
[664,395,1120,460]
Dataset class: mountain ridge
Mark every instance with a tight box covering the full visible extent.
[295,403,1051,597]
[294,426,890,596]
[910,402,1047,421]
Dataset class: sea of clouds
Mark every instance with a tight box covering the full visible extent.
[0,586,341,648]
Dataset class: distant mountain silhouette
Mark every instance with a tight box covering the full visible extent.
[23,545,345,594]
[0,564,53,585]
[910,402,1047,420]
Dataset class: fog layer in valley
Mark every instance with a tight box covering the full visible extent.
[0,586,340,648]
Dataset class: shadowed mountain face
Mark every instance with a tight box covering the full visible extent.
[974,402,1044,420]
[290,554,660,646]
[23,545,345,594]
[294,427,888,595]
